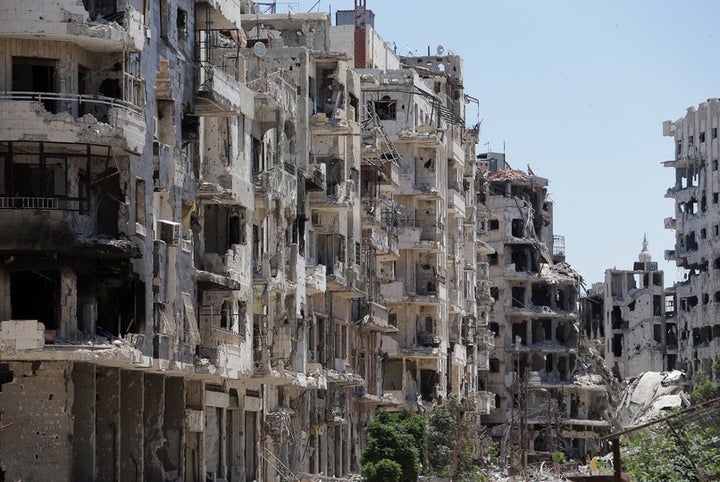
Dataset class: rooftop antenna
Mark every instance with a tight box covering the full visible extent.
[307,0,321,12]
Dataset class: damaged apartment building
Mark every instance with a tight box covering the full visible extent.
[0,0,495,480]
[331,3,496,427]
[580,237,673,380]
[664,98,720,382]
[478,155,612,462]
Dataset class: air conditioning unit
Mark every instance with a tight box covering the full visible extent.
[158,220,181,246]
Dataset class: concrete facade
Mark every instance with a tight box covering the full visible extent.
[0,1,495,480]
[599,238,671,380]
[664,98,720,382]
[480,163,613,462]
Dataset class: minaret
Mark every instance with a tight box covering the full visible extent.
[638,233,652,263]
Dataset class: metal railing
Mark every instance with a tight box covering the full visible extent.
[0,90,144,117]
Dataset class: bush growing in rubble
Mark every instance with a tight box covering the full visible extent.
[361,408,427,482]
[690,371,720,404]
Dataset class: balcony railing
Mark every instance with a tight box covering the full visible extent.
[1,91,142,117]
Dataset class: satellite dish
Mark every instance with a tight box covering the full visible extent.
[436,45,445,56]
[253,41,267,57]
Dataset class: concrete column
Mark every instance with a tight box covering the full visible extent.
[96,367,120,482]
[120,370,144,482]
[164,377,185,479]
[59,267,78,338]
[144,373,165,481]
[72,363,96,481]
[0,362,74,482]
[0,267,10,320]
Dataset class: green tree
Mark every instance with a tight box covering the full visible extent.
[691,371,720,404]
[361,409,427,482]
[426,396,482,481]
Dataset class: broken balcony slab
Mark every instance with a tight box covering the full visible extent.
[0,1,145,52]
[197,270,243,290]
[0,98,146,155]
[194,66,254,117]
[195,0,243,31]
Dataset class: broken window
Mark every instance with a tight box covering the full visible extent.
[10,271,58,331]
[371,96,396,120]
[489,322,500,337]
[653,324,662,343]
[511,286,525,308]
[700,132,706,143]
[714,128,718,140]
[135,179,146,228]
[159,0,169,39]
[382,360,403,390]
[420,369,436,402]
[531,318,551,344]
[488,253,498,266]
[511,321,527,346]
[653,295,662,316]
[653,273,663,286]
[334,323,347,359]
[611,306,623,329]
[532,283,552,307]
[511,218,524,238]
[12,57,58,113]
[556,322,568,343]
[488,219,500,230]
[177,7,187,38]
[489,358,500,373]
[612,335,623,356]
[388,313,397,327]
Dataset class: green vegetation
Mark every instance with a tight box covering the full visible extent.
[621,420,720,481]
[362,397,487,482]
[361,408,427,482]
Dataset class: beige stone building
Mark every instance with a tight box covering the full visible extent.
[664,98,720,381]
[479,158,612,462]
[0,1,495,480]
[599,237,671,380]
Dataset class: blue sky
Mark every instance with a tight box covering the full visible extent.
[283,0,720,287]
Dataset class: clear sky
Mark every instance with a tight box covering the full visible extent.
[279,0,720,288]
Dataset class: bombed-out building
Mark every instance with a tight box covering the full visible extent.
[664,98,720,382]
[0,0,498,480]
[600,237,672,379]
[480,163,612,462]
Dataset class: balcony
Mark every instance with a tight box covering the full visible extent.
[195,63,254,116]
[195,0,242,31]
[365,226,399,261]
[396,220,442,250]
[397,173,439,197]
[0,1,144,52]
[447,188,466,217]
[247,71,296,135]
[474,391,496,415]
[308,179,355,211]
[253,165,298,201]
[0,92,146,154]
[309,112,358,136]
[306,262,326,294]
[362,302,398,333]
[303,163,327,192]
[395,127,442,146]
